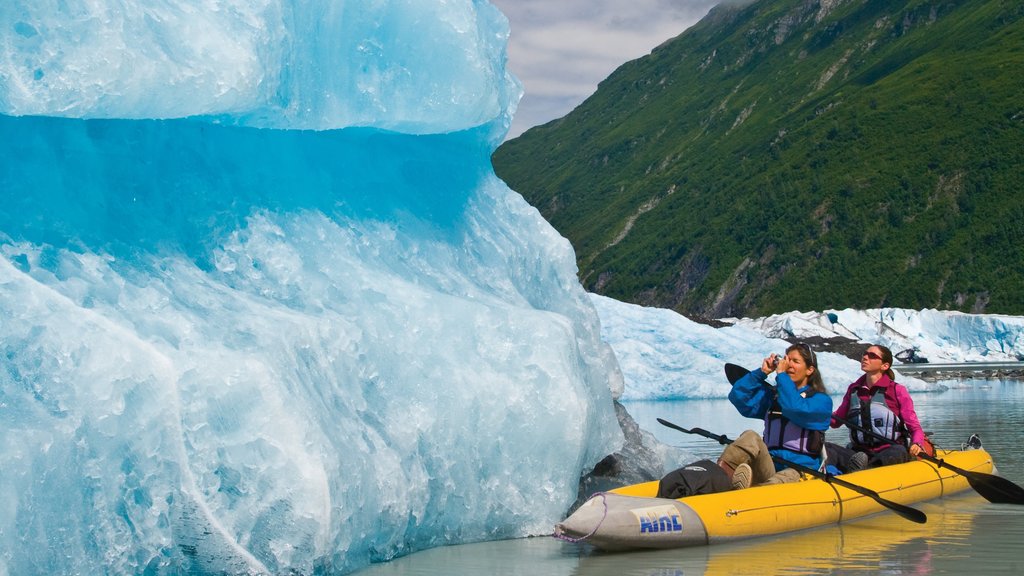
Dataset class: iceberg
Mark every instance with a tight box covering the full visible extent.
[1,0,516,134]
[0,2,622,574]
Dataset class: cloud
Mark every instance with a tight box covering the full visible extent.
[492,0,720,138]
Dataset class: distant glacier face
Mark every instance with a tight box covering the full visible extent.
[0,2,622,574]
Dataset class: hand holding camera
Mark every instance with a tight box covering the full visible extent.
[761,352,787,374]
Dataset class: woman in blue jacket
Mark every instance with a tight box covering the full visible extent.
[718,343,833,490]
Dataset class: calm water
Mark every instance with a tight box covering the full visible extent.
[355,378,1024,575]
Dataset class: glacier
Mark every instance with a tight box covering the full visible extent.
[592,294,935,401]
[593,293,1024,402]
[0,2,623,575]
[728,308,1024,365]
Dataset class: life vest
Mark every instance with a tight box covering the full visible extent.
[847,386,907,448]
[762,393,825,457]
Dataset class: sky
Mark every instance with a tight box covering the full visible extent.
[491,0,721,139]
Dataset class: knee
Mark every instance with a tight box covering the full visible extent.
[737,429,760,442]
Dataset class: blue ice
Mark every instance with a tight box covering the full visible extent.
[0,2,621,574]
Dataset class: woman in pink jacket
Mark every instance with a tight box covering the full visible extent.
[826,344,927,472]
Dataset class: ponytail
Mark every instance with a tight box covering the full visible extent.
[875,344,896,380]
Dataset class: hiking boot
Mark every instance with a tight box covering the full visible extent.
[731,463,752,490]
[848,451,869,472]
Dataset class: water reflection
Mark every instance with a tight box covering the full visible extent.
[353,536,582,576]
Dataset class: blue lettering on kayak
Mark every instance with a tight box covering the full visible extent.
[632,504,685,534]
[639,513,683,533]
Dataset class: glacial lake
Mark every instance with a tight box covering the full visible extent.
[356,378,1024,575]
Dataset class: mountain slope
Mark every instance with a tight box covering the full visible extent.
[493,0,1024,318]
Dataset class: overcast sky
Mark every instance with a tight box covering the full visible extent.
[490,1,721,139]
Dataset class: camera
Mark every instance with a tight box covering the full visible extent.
[771,353,785,368]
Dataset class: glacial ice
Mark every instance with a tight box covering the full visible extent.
[593,293,1024,402]
[1,0,517,134]
[0,2,621,574]
[590,294,936,400]
[729,308,1024,365]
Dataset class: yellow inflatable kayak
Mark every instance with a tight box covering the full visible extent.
[554,447,995,550]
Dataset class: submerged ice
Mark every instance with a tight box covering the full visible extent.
[0,2,621,574]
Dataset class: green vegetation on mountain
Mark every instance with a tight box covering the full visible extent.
[493,0,1024,318]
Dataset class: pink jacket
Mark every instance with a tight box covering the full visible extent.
[831,374,926,450]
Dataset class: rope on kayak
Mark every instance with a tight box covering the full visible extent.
[552,492,609,543]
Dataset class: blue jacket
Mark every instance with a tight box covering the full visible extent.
[729,368,833,471]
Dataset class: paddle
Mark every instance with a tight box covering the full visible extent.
[726,361,1024,504]
[656,417,927,524]
[724,362,750,386]
[835,416,1024,505]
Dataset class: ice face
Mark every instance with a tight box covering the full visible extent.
[0,0,519,134]
[728,308,1024,365]
[0,2,620,574]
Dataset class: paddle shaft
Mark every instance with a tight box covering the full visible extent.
[835,415,1024,505]
[656,418,927,524]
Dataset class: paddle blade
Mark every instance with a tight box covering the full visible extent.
[922,453,1024,505]
[656,417,685,434]
[724,363,749,385]
[879,498,928,524]
[965,473,1024,505]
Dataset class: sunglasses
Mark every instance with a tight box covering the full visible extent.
[863,351,882,361]
[795,342,816,366]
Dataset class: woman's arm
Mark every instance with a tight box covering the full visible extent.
[893,384,927,446]
[775,373,833,431]
[728,368,772,419]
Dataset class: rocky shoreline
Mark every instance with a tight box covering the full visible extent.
[902,369,1024,382]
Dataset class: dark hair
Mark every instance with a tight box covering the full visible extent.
[869,344,896,380]
[787,343,827,395]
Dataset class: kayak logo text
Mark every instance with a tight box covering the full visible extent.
[630,505,684,534]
